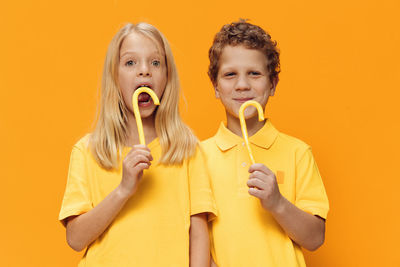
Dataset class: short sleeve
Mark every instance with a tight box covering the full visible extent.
[58,145,93,226]
[295,147,329,219]
[188,146,217,219]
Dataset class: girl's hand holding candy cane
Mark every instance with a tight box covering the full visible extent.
[118,87,160,198]
[119,144,153,198]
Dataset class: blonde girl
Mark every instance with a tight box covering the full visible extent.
[59,22,216,267]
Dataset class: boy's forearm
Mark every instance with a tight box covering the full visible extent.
[66,185,130,251]
[189,213,210,267]
[270,196,325,251]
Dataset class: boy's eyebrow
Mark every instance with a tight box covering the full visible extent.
[219,65,234,71]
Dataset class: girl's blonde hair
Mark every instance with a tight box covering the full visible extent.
[89,22,197,170]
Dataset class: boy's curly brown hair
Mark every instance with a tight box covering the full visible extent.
[208,19,280,85]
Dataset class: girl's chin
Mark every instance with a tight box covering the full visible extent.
[128,108,156,119]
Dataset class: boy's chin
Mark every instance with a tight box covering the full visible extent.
[235,109,262,120]
[226,110,260,122]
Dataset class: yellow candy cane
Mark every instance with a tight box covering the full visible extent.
[132,87,160,145]
[239,100,265,164]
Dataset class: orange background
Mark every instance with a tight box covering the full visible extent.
[1,0,399,266]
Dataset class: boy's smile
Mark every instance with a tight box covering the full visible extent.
[215,45,277,125]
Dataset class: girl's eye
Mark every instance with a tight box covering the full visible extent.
[125,60,135,66]
[152,60,161,67]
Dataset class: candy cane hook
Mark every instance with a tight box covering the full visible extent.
[239,100,265,164]
[132,87,160,145]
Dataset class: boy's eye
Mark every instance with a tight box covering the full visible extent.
[224,72,235,77]
[152,60,161,67]
[249,71,261,76]
[125,60,135,66]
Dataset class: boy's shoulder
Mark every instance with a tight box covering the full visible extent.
[276,131,310,150]
[200,135,220,152]
[272,130,313,160]
[200,136,216,146]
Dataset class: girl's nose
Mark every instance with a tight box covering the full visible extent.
[137,63,151,77]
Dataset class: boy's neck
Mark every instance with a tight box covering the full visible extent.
[126,112,157,147]
[226,112,266,138]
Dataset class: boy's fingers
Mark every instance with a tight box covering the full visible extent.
[248,187,264,199]
[249,170,267,181]
[248,163,273,175]
[247,178,266,190]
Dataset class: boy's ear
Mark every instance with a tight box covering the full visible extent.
[214,83,220,99]
[269,77,279,96]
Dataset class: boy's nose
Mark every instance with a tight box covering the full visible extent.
[235,76,250,91]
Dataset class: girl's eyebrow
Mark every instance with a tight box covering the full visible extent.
[120,50,164,59]
[120,51,137,58]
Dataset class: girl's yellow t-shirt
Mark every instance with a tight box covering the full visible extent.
[59,135,216,267]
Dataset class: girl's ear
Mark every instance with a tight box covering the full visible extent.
[269,76,279,96]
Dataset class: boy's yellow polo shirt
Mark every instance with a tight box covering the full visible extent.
[202,120,329,267]
[59,135,216,267]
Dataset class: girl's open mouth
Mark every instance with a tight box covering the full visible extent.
[137,92,153,106]
[135,84,154,106]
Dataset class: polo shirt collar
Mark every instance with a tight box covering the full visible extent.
[215,119,279,152]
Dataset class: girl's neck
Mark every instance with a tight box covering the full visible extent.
[125,112,157,147]
[226,112,266,138]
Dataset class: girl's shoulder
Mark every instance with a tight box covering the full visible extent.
[69,134,100,168]
[72,133,92,151]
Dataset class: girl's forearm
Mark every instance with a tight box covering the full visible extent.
[189,213,210,267]
[66,185,130,251]
[270,196,325,251]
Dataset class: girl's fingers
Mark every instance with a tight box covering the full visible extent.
[125,154,151,168]
[139,151,153,162]
[133,154,151,166]
[135,162,150,171]
[126,148,153,162]
[132,144,150,152]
